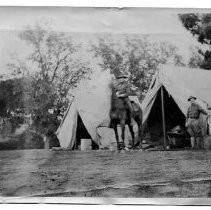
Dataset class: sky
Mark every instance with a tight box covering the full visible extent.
[0,7,209,76]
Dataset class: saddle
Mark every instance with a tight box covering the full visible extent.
[123,99,140,113]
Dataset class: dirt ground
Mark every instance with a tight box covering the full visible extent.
[0,149,211,198]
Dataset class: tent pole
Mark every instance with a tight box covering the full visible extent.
[161,86,167,149]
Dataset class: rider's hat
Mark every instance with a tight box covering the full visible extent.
[116,72,130,79]
[188,96,197,101]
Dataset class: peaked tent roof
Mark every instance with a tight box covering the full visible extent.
[142,64,211,124]
[56,70,141,149]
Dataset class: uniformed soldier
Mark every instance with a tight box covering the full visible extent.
[186,96,208,149]
[113,72,134,124]
[207,105,211,135]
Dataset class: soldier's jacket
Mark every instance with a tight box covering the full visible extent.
[186,102,207,119]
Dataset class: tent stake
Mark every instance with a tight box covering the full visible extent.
[161,86,167,149]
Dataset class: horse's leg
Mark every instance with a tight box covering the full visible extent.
[113,123,120,150]
[128,124,135,148]
[120,119,126,148]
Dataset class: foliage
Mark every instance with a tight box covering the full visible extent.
[0,78,31,134]
[188,46,204,68]
[179,13,211,69]
[0,131,45,150]
[92,35,185,99]
[7,24,91,137]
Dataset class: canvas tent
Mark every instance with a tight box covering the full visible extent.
[56,70,141,150]
[142,65,211,145]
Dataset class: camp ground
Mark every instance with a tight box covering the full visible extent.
[2,65,211,198]
[56,64,211,151]
[56,65,211,151]
[3,7,211,201]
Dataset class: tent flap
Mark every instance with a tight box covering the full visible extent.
[57,102,78,149]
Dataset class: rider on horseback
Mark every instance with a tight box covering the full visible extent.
[113,72,135,124]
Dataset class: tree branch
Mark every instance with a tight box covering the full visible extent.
[51,54,69,82]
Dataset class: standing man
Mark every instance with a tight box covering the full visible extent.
[113,73,134,124]
[207,106,211,135]
[186,96,208,149]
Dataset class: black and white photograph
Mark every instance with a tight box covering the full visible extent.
[0,5,211,204]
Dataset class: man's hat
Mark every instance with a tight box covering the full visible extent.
[188,96,197,101]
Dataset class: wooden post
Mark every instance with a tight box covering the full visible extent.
[161,86,167,149]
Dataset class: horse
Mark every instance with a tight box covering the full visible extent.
[109,86,143,150]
